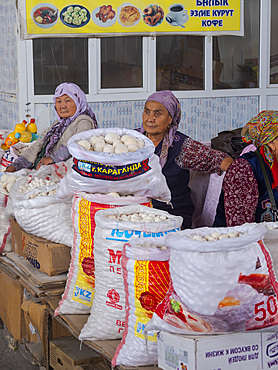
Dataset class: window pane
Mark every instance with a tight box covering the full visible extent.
[33,38,88,95]
[101,37,142,88]
[270,0,278,84]
[156,36,204,91]
[213,0,259,89]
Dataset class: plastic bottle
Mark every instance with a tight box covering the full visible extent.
[26,118,37,134]
[15,130,39,143]
[1,131,19,150]
[14,120,27,136]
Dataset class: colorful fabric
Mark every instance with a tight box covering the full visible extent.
[214,150,278,227]
[175,137,228,175]
[242,110,278,188]
[139,90,181,168]
[43,83,98,156]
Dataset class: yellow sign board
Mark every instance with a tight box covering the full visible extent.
[23,0,243,37]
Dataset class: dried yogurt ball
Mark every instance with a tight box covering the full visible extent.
[89,135,105,146]
[113,139,122,147]
[121,134,133,143]
[77,140,90,151]
[124,137,138,146]
[105,132,121,144]
[136,139,145,148]
[115,144,128,154]
[107,192,120,197]
[103,144,115,153]
[94,141,105,152]
[127,144,139,152]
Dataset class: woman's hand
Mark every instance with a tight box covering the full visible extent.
[36,156,54,170]
[220,156,234,172]
[5,165,16,173]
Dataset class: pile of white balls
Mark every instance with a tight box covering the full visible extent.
[19,176,57,198]
[77,133,145,154]
[107,212,169,223]
[189,231,242,241]
[0,174,17,194]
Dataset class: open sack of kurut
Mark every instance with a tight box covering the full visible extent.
[56,128,171,203]
[112,238,171,368]
[146,223,278,335]
[8,162,73,247]
[0,169,31,253]
[78,205,183,341]
[55,192,152,316]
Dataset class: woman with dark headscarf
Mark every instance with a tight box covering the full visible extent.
[6,82,98,172]
[139,90,233,229]
[214,110,278,227]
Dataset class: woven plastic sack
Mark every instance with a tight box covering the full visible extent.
[55,193,151,315]
[0,193,11,253]
[112,238,170,367]
[262,222,278,276]
[56,128,171,203]
[147,223,278,334]
[79,205,182,341]
[9,163,73,247]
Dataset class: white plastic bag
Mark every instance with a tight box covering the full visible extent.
[56,128,171,202]
[55,193,151,316]
[9,163,73,247]
[79,205,182,341]
[146,223,278,334]
[112,238,170,367]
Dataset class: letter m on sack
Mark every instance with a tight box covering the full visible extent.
[108,249,122,265]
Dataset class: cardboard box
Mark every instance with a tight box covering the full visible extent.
[157,330,278,370]
[0,268,25,342]
[21,297,48,356]
[10,219,71,276]
[49,337,102,370]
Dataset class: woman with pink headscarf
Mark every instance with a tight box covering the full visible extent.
[139,90,233,229]
[6,82,98,172]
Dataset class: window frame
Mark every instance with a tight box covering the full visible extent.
[22,0,278,116]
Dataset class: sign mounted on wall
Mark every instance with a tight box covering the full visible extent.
[19,0,244,39]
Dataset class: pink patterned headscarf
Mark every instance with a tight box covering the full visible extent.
[43,82,98,156]
[139,90,181,168]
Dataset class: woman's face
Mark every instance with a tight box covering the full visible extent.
[55,94,76,118]
[143,100,172,138]
[268,137,278,161]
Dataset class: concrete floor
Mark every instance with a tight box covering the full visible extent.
[0,321,42,370]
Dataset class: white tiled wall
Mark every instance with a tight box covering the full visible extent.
[34,96,259,142]
[0,1,18,128]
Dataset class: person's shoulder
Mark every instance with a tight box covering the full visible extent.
[74,114,95,123]
[173,131,189,145]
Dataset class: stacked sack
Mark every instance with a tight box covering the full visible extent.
[8,162,73,247]
[78,205,183,341]
[55,192,152,315]
[112,238,171,367]
[56,128,171,203]
[0,170,31,253]
[146,223,278,335]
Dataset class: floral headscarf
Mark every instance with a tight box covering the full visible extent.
[139,90,181,168]
[43,82,98,156]
[242,110,278,188]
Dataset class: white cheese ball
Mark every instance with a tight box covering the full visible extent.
[124,137,138,146]
[127,144,139,152]
[89,135,105,146]
[77,140,91,151]
[113,139,122,146]
[94,141,105,152]
[136,139,145,148]
[107,192,120,197]
[103,144,115,153]
[121,134,133,143]
[115,144,128,154]
[105,132,121,144]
